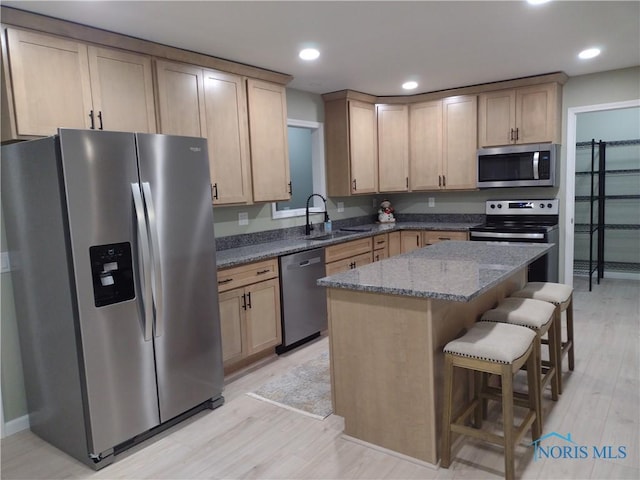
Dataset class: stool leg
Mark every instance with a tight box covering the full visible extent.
[501,365,515,480]
[533,336,543,427]
[527,348,542,441]
[547,321,559,402]
[554,306,563,394]
[474,370,483,428]
[441,354,454,469]
[567,296,575,371]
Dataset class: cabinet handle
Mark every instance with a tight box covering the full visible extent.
[406,177,409,188]
[376,240,385,245]
[510,128,515,142]
[241,293,247,310]
[438,175,442,187]
[212,183,219,200]
[97,111,104,130]
[375,254,379,261]
[442,175,446,187]
[352,179,357,191]
[218,278,233,285]
[246,292,252,309]
[438,237,451,241]
[515,128,519,141]
[288,182,292,195]
[89,110,95,130]
[349,261,356,269]
[416,236,420,246]
[256,269,270,275]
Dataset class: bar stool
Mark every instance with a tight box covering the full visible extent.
[511,282,574,394]
[441,322,541,480]
[480,297,559,426]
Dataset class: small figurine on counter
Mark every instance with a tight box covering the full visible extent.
[378,199,395,223]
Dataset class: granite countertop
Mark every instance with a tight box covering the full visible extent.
[215,221,480,269]
[317,241,553,302]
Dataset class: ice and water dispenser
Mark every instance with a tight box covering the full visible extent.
[89,242,135,307]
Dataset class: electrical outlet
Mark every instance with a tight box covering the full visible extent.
[428,197,435,208]
[238,212,249,226]
[337,202,344,213]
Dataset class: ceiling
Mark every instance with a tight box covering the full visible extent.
[3,1,639,96]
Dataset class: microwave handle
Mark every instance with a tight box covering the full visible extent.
[533,152,540,180]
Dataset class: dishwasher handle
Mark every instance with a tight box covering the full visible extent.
[290,256,322,269]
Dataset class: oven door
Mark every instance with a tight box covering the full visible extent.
[469,229,558,282]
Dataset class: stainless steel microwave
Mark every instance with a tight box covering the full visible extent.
[477,143,560,188]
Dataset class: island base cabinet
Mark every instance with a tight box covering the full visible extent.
[326,267,526,465]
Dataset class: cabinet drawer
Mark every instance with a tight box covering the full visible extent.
[325,237,373,263]
[422,230,468,245]
[325,252,373,276]
[372,234,388,250]
[217,258,278,292]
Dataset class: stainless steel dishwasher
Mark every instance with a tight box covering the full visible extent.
[277,248,327,353]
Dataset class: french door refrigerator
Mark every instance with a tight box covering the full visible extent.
[1,129,224,469]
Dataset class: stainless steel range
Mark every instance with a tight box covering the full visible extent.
[469,199,559,282]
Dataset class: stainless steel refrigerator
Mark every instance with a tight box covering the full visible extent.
[1,129,224,469]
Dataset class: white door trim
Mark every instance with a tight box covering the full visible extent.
[564,99,640,285]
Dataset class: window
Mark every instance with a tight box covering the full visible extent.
[272,119,326,219]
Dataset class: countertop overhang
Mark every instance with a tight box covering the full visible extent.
[317,240,553,302]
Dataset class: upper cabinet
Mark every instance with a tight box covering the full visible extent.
[324,96,378,196]
[409,95,477,191]
[246,79,291,203]
[377,104,409,193]
[478,82,561,147]
[155,60,252,204]
[2,28,156,140]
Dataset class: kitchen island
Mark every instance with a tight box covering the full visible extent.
[317,241,553,466]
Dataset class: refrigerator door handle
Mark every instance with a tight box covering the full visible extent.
[131,183,154,341]
[142,182,164,338]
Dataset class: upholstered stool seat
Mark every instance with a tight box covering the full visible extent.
[480,297,559,425]
[511,282,574,393]
[441,322,541,480]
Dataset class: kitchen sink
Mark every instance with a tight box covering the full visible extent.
[306,231,356,241]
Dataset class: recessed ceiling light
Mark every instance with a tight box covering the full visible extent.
[299,48,320,61]
[578,48,601,59]
[527,0,552,5]
[402,81,418,90]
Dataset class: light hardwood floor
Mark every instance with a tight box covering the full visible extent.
[1,277,638,479]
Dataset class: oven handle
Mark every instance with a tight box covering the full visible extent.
[470,231,545,240]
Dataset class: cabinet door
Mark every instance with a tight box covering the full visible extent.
[87,46,156,133]
[245,278,282,354]
[423,230,468,246]
[348,100,378,194]
[409,100,442,191]
[388,231,402,257]
[6,28,92,136]
[247,79,291,202]
[155,60,206,137]
[218,288,245,365]
[515,83,558,145]
[400,230,423,253]
[442,95,477,190]
[377,104,408,192]
[478,89,515,147]
[373,248,389,262]
[203,69,251,204]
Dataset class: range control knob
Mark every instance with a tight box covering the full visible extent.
[490,204,496,209]
[548,203,553,209]
[540,203,545,208]
[497,204,502,209]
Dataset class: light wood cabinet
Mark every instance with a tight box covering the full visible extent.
[478,83,561,147]
[155,60,252,205]
[217,259,281,370]
[377,104,409,192]
[325,237,373,275]
[372,233,389,262]
[422,230,468,246]
[409,100,442,191]
[442,95,478,190]
[246,79,291,202]
[388,231,402,257]
[400,230,423,253]
[2,28,155,139]
[409,95,476,191]
[325,97,378,196]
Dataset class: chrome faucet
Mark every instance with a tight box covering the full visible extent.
[305,193,329,235]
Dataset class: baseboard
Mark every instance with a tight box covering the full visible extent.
[2,414,30,438]
[603,271,640,281]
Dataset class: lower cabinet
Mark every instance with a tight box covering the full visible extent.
[325,237,373,275]
[400,230,423,253]
[372,233,389,261]
[217,259,282,372]
[423,230,469,246]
